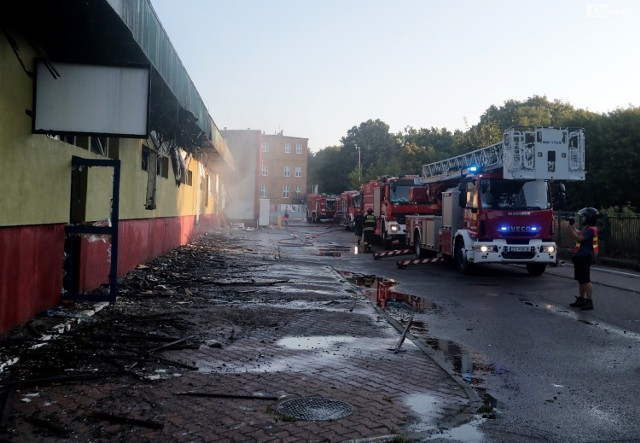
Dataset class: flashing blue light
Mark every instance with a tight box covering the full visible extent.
[468,166,479,172]
[499,226,508,232]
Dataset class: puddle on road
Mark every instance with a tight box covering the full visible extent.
[404,393,487,442]
[340,271,500,388]
[405,393,441,431]
[338,270,440,312]
[422,336,497,386]
[423,417,486,441]
[278,335,357,350]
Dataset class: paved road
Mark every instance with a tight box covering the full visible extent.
[289,222,640,442]
[0,226,483,442]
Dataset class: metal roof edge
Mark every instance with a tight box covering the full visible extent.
[106,0,214,142]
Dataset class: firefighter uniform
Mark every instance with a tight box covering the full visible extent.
[363,211,376,252]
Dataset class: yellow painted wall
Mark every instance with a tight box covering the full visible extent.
[1,33,220,227]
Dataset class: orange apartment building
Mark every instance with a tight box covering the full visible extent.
[221,130,308,225]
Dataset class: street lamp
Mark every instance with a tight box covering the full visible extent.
[355,144,361,184]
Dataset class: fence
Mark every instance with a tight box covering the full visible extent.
[554,212,640,270]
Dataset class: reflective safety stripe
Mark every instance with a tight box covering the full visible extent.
[574,226,598,256]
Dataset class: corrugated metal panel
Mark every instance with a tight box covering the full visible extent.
[106,0,213,141]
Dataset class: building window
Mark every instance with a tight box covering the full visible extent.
[285,143,291,154]
[296,143,303,154]
[260,184,268,198]
[283,166,290,177]
[157,156,169,178]
[296,185,301,195]
[90,136,108,156]
[262,164,268,176]
[142,145,150,171]
[262,141,269,152]
[283,185,289,198]
[295,167,302,177]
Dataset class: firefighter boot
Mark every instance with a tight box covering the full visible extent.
[580,299,594,310]
[569,296,586,308]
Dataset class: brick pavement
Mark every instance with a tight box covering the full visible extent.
[0,228,482,442]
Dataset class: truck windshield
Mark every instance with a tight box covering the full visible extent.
[480,179,550,210]
[389,184,414,203]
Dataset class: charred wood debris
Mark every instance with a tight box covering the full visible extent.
[0,231,291,436]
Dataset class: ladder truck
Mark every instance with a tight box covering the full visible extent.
[405,126,585,275]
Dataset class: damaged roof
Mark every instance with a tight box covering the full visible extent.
[0,0,234,170]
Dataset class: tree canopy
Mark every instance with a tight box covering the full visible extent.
[307,96,640,212]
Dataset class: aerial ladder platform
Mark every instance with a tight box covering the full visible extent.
[422,127,586,182]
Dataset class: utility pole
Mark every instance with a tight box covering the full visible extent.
[355,144,361,184]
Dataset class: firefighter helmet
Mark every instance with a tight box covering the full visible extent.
[578,207,599,226]
[366,208,373,214]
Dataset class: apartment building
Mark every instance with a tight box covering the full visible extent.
[222,130,308,225]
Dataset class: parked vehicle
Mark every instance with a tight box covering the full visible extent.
[339,190,362,230]
[405,127,586,275]
[360,175,435,248]
[306,193,339,223]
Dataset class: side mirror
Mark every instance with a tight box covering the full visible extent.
[458,191,466,208]
[553,183,567,210]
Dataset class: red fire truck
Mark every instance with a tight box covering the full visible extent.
[339,190,362,230]
[405,126,586,275]
[360,175,434,248]
[306,193,339,223]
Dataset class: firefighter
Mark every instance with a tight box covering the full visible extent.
[565,207,599,310]
[363,208,376,252]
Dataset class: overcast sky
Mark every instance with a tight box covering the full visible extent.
[149,0,639,152]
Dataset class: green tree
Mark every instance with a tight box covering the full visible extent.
[306,145,347,195]
[308,99,640,212]
[341,119,398,184]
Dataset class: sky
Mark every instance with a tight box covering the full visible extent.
[149,0,640,152]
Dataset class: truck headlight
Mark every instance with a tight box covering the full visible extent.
[473,244,496,253]
[541,245,556,253]
[390,225,399,233]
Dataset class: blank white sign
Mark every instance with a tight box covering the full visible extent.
[34,61,150,137]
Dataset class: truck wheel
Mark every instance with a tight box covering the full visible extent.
[454,237,473,274]
[382,231,392,249]
[526,263,547,276]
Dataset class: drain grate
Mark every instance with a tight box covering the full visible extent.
[276,396,355,421]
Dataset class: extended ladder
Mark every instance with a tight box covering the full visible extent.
[421,127,586,182]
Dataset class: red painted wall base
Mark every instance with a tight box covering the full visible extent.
[0,213,226,332]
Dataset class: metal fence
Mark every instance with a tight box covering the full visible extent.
[554,212,640,269]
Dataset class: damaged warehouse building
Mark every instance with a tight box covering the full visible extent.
[0,0,236,332]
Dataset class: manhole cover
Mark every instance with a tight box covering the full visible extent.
[276,396,354,421]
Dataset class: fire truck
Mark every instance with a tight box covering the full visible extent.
[306,193,339,223]
[360,175,434,248]
[405,126,585,275]
[339,190,362,230]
